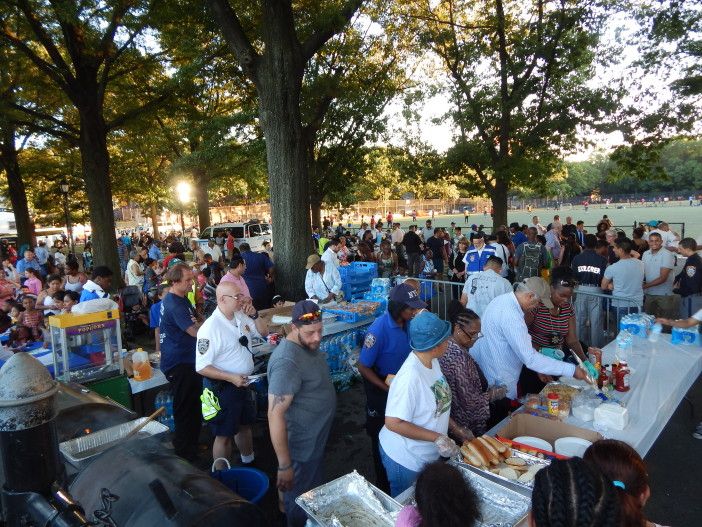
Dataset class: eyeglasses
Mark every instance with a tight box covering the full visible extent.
[296,310,322,322]
[221,294,244,301]
[458,325,482,340]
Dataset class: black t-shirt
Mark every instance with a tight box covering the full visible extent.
[562,224,577,237]
[677,253,702,297]
[403,231,423,254]
[572,249,607,287]
[426,236,444,257]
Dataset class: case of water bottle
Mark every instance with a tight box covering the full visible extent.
[320,328,366,392]
[671,327,702,346]
[154,390,175,431]
[619,313,654,338]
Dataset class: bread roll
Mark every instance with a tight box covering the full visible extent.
[483,435,508,454]
[477,436,500,463]
[465,440,488,467]
[460,444,483,468]
[471,438,496,466]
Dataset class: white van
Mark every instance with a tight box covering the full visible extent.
[197,221,272,252]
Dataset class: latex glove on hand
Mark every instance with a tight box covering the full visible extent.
[486,385,507,402]
[434,434,460,458]
[582,360,598,381]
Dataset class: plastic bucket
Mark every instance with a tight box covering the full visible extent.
[211,459,269,504]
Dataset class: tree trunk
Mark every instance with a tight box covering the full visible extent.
[257,58,312,299]
[491,176,509,232]
[0,123,34,249]
[308,158,323,228]
[310,197,322,230]
[150,202,160,239]
[193,167,210,231]
[79,106,121,288]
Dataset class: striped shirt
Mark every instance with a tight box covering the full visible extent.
[470,292,576,399]
[529,302,574,349]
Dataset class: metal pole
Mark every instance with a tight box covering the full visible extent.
[180,209,186,244]
[62,190,73,254]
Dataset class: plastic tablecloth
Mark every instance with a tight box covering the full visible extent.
[565,334,702,456]
[128,368,168,394]
[0,344,92,378]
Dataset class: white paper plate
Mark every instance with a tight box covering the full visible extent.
[512,436,553,452]
[271,315,292,325]
[555,437,592,458]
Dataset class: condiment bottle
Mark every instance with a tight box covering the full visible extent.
[132,348,153,381]
[614,361,630,392]
[598,367,609,390]
[547,392,560,415]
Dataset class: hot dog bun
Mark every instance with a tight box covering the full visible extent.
[483,435,508,454]
[477,436,500,464]
[460,443,483,468]
[465,440,488,467]
[471,438,496,466]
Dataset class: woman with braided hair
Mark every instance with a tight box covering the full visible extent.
[531,457,619,527]
[583,440,669,527]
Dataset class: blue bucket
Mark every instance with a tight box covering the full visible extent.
[211,458,269,504]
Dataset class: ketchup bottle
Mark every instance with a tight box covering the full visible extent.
[614,361,630,392]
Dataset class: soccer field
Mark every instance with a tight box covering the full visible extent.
[386,203,702,239]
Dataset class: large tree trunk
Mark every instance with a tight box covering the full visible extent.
[257,52,312,299]
[193,167,210,231]
[310,197,322,230]
[309,159,323,228]
[0,123,33,248]
[150,202,160,239]
[79,106,120,288]
[491,176,509,232]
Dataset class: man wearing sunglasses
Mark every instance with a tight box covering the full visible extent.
[195,281,268,470]
[267,300,336,527]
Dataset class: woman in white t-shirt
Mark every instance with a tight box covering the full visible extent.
[378,310,463,497]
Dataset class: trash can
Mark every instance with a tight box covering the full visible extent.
[211,458,269,504]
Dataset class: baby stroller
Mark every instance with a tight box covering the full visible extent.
[118,285,149,345]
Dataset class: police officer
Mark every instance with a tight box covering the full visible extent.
[571,234,607,347]
[196,281,268,469]
[463,232,497,276]
[357,283,426,493]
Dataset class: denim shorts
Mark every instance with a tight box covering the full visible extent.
[379,443,420,498]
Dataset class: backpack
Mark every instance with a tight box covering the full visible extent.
[518,242,542,281]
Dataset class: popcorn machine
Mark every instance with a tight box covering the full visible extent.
[49,309,123,383]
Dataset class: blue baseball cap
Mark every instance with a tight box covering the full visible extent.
[408,311,452,352]
[389,283,426,309]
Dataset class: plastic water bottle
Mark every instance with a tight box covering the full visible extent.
[648,323,662,343]
[615,330,633,361]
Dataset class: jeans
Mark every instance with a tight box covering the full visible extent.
[379,444,420,498]
[283,457,325,527]
[574,285,603,348]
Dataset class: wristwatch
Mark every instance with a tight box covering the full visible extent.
[250,311,259,320]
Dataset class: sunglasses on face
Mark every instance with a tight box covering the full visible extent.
[297,310,322,322]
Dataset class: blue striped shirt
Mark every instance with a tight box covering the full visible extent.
[469,292,576,399]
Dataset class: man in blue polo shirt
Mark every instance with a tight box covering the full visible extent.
[79,266,113,302]
[357,283,426,493]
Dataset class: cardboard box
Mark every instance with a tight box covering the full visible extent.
[258,303,294,335]
[494,413,603,456]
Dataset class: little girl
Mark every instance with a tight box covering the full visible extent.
[421,249,437,277]
[62,291,80,313]
[24,268,43,296]
[9,302,24,324]
[18,296,44,339]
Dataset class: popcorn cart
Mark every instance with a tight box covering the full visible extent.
[49,309,123,383]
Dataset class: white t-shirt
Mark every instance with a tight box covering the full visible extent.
[378,353,452,472]
[195,308,261,376]
[462,269,513,317]
[204,244,223,262]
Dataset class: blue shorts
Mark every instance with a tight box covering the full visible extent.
[204,380,255,437]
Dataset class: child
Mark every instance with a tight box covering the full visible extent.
[24,268,43,296]
[9,325,35,349]
[9,302,24,325]
[18,295,44,339]
[62,290,80,313]
[150,284,169,354]
[37,274,63,315]
[142,257,160,300]
[421,249,436,277]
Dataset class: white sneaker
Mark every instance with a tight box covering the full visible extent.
[693,422,702,440]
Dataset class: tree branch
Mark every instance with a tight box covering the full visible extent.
[12,119,79,144]
[206,0,260,80]
[8,102,80,135]
[106,92,171,131]
[300,0,365,62]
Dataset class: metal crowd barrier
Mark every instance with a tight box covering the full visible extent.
[406,277,467,322]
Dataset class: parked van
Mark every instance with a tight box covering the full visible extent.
[197,221,272,252]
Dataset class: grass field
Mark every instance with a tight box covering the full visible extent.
[378,202,702,240]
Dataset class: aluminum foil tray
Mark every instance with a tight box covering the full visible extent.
[59,417,169,467]
[464,449,551,490]
[397,462,531,527]
[296,470,402,527]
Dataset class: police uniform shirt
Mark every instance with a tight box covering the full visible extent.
[195,307,261,376]
[462,269,513,317]
[571,249,607,286]
[676,252,702,297]
[359,311,411,377]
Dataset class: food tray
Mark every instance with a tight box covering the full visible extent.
[296,470,401,527]
[321,301,381,323]
[462,449,551,490]
[59,417,169,468]
[397,461,531,526]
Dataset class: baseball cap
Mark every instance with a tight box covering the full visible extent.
[408,311,451,352]
[291,300,322,325]
[389,283,427,309]
[305,254,320,270]
[522,277,553,309]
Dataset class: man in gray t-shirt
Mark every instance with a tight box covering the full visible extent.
[642,232,679,318]
[602,238,644,327]
[267,300,336,527]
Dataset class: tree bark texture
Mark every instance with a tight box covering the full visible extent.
[150,202,160,240]
[0,122,34,248]
[79,106,120,288]
[193,167,211,231]
[491,176,508,231]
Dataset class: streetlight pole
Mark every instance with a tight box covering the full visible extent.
[60,181,73,254]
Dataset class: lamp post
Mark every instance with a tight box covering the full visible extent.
[176,181,191,244]
[60,181,73,254]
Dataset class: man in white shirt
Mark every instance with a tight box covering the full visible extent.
[203,238,223,264]
[321,238,341,270]
[648,222,680,249]
[642,232,679,318]
[196,281,268,469]
[391,223,405,245]
[421,220,434,242]
[460,256,512,316]
[470,284,588,405]
[531,215,545,236]
[357,222,369,237]
[304,254,342,302]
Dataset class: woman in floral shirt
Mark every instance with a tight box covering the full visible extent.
[439,301,505,439]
